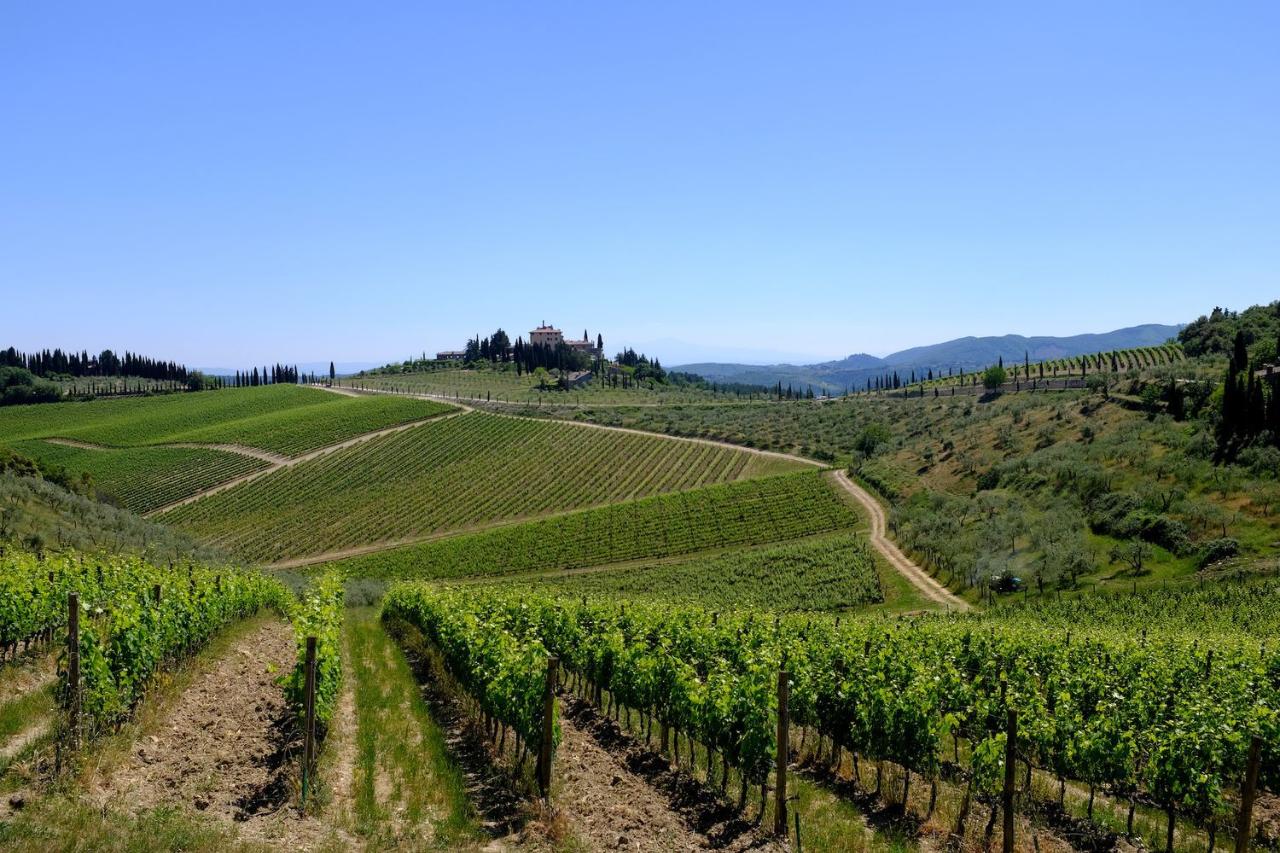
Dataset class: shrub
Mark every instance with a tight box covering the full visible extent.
[1198,538,1240,568]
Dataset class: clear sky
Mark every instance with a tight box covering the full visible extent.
[2,2,1277,366]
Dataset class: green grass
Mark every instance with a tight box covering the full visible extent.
[0,385,451,457]
[322,470,855,581]
[0,799,268,852]
[508,531,882,612]
[344,608,481,847]
[0,682,54,776]
[10,440,268,513]
[166,411,806,562]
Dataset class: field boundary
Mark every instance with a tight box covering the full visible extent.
[307,384,961,610]
[145,408,463,516]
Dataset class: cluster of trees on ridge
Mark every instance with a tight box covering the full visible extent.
[0,347,192,382]
[0,346,205,406]
[229,364,302,387]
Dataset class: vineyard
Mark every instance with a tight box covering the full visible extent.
[382,581,1279,852]
[0,545,351,841]
[512,531,883,612]
[9,439,269,514]
[323,470,856,580]
[165,411,805,562]
[349,367,756,405]
[0,549,289,739]
[0,384,450,457]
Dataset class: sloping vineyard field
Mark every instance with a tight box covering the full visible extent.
[351,368,736,404]
[166,412,805,562]
[10,439,268,514]
[0,385,450,457]
[389,581,1279,848]
[512,530,882,611]
[325,470,855,580]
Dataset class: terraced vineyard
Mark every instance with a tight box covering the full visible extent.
[9,439,268,514]
[166,411,806,562]
[513,530,883,611]
[0,385,450,456]
[324,470,856,579]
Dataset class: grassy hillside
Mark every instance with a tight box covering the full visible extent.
[0,385,451,456]
[519,364,1276,601]
[0,471,222,562]
[321,470,856,580]
[166,411,808,562]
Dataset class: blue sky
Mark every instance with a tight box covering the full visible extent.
[2,2,1276,366]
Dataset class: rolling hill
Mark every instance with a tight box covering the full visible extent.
[677,322,1183,392]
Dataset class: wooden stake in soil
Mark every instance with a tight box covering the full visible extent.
[537,656,559,800]
[774,669,790,837]
[1003,709,1017,853]
[302,635,318,807]
[1236,735,1263,853]
[67,593,80,750]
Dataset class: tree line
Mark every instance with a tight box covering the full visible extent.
[230,364,300,387]
[0,347,191,381]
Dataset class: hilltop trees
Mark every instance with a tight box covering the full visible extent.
[232,364,300,387]
[0,347,191,382]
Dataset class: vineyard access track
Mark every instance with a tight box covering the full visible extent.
[88,617,352,848]
[306,384,964,611]
[832,470,969,611]
[102,407,468,516]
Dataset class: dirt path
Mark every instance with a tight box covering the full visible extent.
[89,618,347,848]
[146,409,464,517]
[831,470,969,611]
[308,385,959,613]
[0,652,55,708]
[0,719,51,766]
[556,696,782,852]
[44,436,289,465]
[165,441,291,464]
[316,385,819,469]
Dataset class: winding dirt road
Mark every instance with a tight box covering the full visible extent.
[832,470,969,611]
[306,384,964,610]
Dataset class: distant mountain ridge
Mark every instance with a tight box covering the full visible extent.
[675,323,1184,393]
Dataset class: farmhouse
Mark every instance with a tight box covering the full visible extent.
[529,323,564,348]
[530,323,602,357]
[435,350,466,361]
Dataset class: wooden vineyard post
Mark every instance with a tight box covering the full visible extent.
[1003,709,1017,853]
[1236,735,1263,853]
[301,636,317,808]
[152,584,161,605]
[537,656,559,800]
[67,593,80,750]
[774,669,790,836]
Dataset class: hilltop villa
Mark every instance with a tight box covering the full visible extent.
[530,323,601,357]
